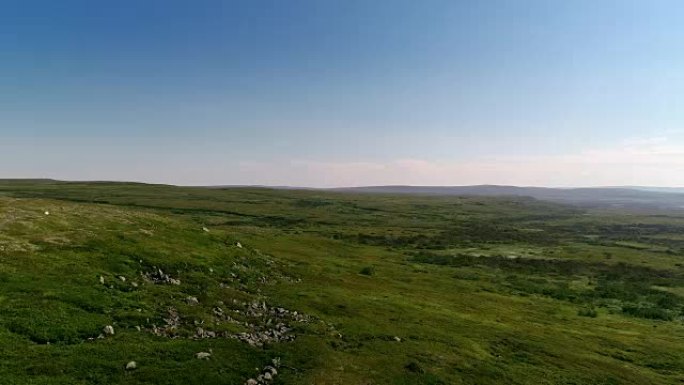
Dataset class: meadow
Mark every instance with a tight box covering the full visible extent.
[0,180,683,384]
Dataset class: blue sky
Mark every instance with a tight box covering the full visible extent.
[2,0,683,186]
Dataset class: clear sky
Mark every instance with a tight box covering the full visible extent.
[2,0,683,187]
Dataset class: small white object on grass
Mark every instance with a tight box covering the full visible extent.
[44,211,50,215]
[125,361,137,370]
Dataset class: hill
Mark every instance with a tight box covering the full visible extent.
[334,185,684,211]
[1,180,684,384]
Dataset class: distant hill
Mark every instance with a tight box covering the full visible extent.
[332,185,684,212]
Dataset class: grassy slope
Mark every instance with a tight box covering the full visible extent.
[0,181,683,384]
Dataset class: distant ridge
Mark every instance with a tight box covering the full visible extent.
[330,185,684,212]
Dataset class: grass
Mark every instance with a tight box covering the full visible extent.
[0,180,684,384]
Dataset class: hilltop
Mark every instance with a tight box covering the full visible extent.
[0,180,683,384]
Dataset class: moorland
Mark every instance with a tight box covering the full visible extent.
[1,180,683,384]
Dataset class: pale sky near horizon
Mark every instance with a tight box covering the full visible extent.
[2,0,683,187]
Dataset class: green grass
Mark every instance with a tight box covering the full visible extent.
[1,180,684,384]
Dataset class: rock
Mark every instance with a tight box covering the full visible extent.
[272,357,281,367]
[118,276,126,282]
[186,296,199,305]
[99,276,105,284]
[263,372,273,381]
[131,282,138,288]
[44,211,50,216]
[264,366,277,375]
[394,336,402,342]
[103,325,115,335]
[125,361,137,370]
[195,352,211,360]
[202,227,210,232]
[245,379,258,385]
[236,242,242,248]
[135,326,142,332]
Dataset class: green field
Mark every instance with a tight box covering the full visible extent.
[1,181,684,384]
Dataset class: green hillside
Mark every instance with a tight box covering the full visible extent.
[1,181,683,384]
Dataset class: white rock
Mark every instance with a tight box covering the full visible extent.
[263,372,273,381]
[394,336,402,342]
[195,352,212,360]
[44,211,50,216]
[245,379,258,385]
[118,276,126,282]
[236,242,242,248]
[99,276,105,284]
[202,227,210,232]
[125,361,137,370]
[103,325,115,335]
[186,296,199,305]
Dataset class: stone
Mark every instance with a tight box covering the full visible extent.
[195,352,211,360]
[263,372,273,381]
[118,276,126,282]
[125,361,137,370]
[103,325,115,335]
[186,296,199,305]
[264,366,277,375]
[236,242,242,248]
[202,227,210,232]
[245,379,258,385]
[99,276,105,284]
[394,336,402,342]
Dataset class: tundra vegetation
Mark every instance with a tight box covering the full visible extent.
[1,180,684,384]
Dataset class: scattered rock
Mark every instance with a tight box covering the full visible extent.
[243,359,281,384]
[394,336,402,342]
[118,276,126,282]
[143,267,181,285]
[99,276,105,284]
[125,361,137,370]
[186,296,199,305]
[195,352,212,360]
[236,242,243,248]
[44,211,50,216]
[202,227,210,232]
[103,325,115,336]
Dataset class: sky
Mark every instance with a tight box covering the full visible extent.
[1,0,683,187]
